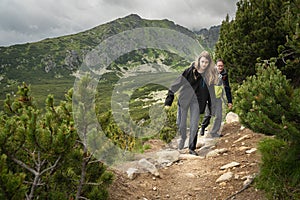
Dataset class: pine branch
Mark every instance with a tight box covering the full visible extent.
[84,182,103,186]
[11,154,62,200]
[10,156,38,176]
[40,156,61,175]
[23,181,45,186]
[78,196,89,200]
[76,133,88,200]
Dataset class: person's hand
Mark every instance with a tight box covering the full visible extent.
[164,105,171,111]
[228,103,233,110]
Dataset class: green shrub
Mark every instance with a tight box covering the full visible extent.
[159,99,178,143]
[0,83,113,199]
[234,60,300,199]
[256,138,300,199]
[234,59,299,137]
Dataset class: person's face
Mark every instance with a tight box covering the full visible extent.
[199,57,210,71]
[216,61,224,73]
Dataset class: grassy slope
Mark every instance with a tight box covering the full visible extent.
[0,14,198,109]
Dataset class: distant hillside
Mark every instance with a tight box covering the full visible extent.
[0,14,218,108]
[194,25,220,49]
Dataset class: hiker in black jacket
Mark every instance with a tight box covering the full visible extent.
[164,51,218,156]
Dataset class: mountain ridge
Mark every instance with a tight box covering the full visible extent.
[194,25,220,49]
[0,14,219,107]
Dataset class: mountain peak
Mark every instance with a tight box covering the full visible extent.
[123,14,142,20]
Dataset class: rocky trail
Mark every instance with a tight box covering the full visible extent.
[107,117,268,200]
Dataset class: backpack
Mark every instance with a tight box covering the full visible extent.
[214,74,223,98]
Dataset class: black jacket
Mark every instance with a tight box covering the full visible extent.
[220,69,232,104]
[164,63,215,114]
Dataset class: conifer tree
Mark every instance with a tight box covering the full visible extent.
[234,60,299,136]
[0,83,113,199]
[216,0,299,86]
[0,83,74,199]
[234,61,300,198]
[72,74,115,199]
[277,0,300,86]
[0,154,27,200]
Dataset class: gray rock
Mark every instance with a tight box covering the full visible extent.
[220,162,240,170]
[246,148,257,154]
[156,150,180,166]
[206,148,228,158]
[126,167,139,180]
[216,172,233,183]
[225,112,239,123]
[138,158,160,177]
[233,135,250,143]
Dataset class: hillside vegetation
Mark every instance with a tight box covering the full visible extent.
[0,14,204,109]
[0,0,299,199]
[216,0,299,198]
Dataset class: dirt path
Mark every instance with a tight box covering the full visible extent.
[108,122,268,200]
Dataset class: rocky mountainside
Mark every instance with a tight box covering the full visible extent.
[0,14,198,106]
[194,25,221,49]
[0,14,220,108]
[0,14,195,81]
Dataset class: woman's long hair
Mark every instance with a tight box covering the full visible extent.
[194,51,218,85]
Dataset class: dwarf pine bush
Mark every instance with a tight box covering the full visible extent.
[0,83,113,200]
[234,59,300,199]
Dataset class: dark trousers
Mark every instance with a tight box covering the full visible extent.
[201,106,212,129]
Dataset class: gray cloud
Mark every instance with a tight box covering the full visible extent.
[0,0,238,46]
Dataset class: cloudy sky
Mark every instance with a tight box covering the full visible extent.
[0,0,238,47]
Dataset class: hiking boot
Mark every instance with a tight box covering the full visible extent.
[178,149,188,154]
[189,149,198,156]
[178,139,185,150]
[200,127,205,136]
[210,132,223,138]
